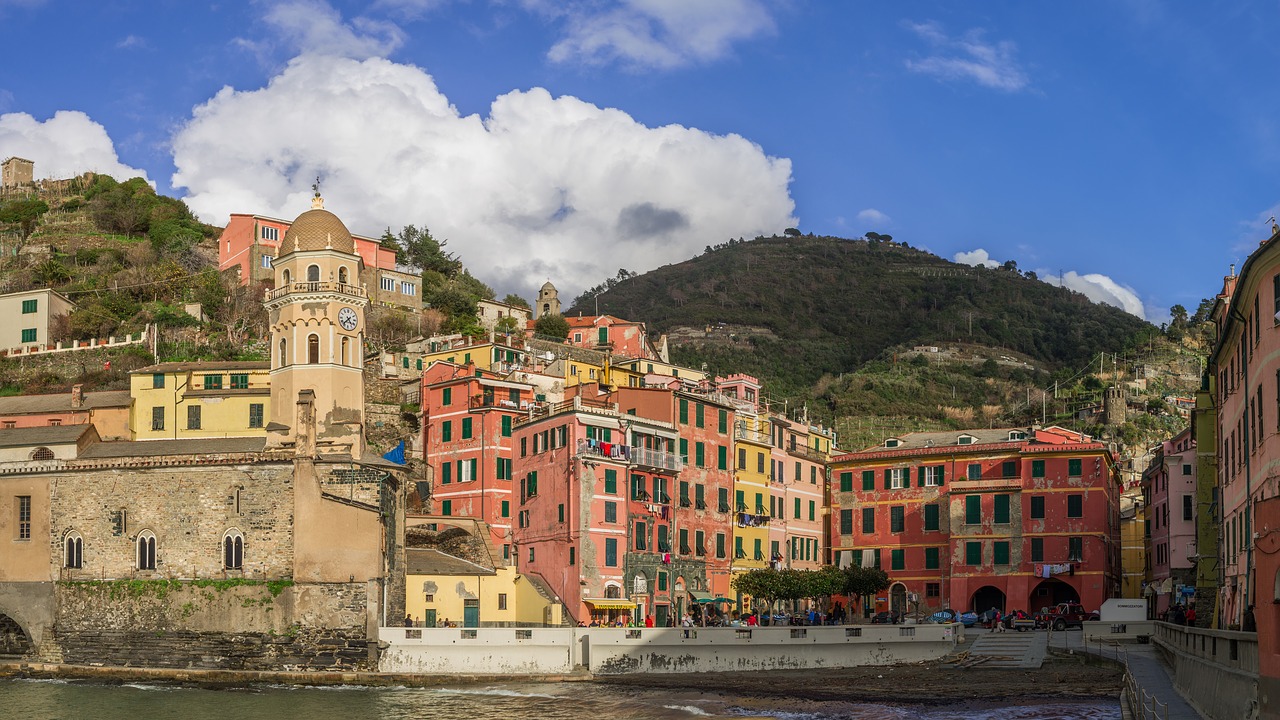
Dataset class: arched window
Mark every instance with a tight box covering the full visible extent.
[223,529,244,570]
[137,531,156,570]
[633,573,648,595]
[338,266,349,284]
[64,531,82,569]
[282,268,291,285]
[31,447,53,461]
[341,337,350,366]
[604,583,622,599]
[307,264,320,282]
[279,338,287,367]
[307,334,320,364]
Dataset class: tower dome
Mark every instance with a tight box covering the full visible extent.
[280,208,356,256]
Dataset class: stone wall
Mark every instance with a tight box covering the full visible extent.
[53,581,370,670]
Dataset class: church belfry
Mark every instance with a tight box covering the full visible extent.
[263,188,368,456]
[537,280,561,317]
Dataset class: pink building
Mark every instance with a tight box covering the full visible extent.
[775,416,827,572]
[563,315,658,360]
[1141,427,1198,615]
[422,361,533,558]
[511,392,685,625]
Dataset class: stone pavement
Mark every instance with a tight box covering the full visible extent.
[1052,630,1206,720]
[967,629,1048,669]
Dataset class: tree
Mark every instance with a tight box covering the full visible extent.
[1191,297,1215,325]
[534,313,570,339]
[1001,260,1018,272]
[494,315,523,335]
[378,227,400,251]
[730,568,792,613]
[841,565,890,599]
[0,198,50,244]
[783,227,801,237]
[394,224,461,277]
[502,293,530,310]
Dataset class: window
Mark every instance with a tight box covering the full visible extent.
[719,487,730,512]
[307,264,320,282]
[958,435,974,445]
[230,373,249,389]
[965,495,981,524]
[1184,495,1193,521]
[967,463,981,480]
[862,470,875,491]
[400,281,416,296]
[695,442,705,467]
[441,500,452,516]
[202,374,223,390]
[604,469,617,494]
[261,226,279,241]
[809,500,816,521]
[31,447,53,461]
[501,500,510,518]
[278,338,287,367]
[223,530,244,570]
[839,509,853,535]
[926,582,940,598]
[1182,464,1192,475]
[738,447,746,469]
[498,593,508,610]
[604,501,617,523]
[754,538,763,560]
[696,483,706,509]
[151,406,164,431]
[378,275,396,292]
[528,546,535,563]
[282,268,291,285]
[20,328,36,343]
[890,506,904,533]
[558,503,565,523]
[718,409,727,433]
[441,421,452,442]
[757,452,765,473]
[635,520,647,551]
[694,403,705,428]
[137,531,156,570]
[793,497,801,519]
[1068,459,1082,476]
[153,373,165,389]
[187,405,201,430]
[307,334,319,364]
[888,468,908,489]
[64,532,82,568]
[1030,537,1043,562]
[1068,536,1083,561]
[965,541,981,566]
[925,547,939,569]
[717,445,728,470]
[891,549,904,570]
[21,298,36,314]
[994,494,1010,524]
[249,403,264,428]
[605,538,618,566]
[839,471,852,492]
[1030,496,1045,519]
[441,463,452,484]
[679,398,688,424]
[16,495,31,540]
[923,503,939,532]
[923,466,944,487]
[993,541,1009,566]
[1067,494,1083,518]
[862,507,875,534]
[462,418,472,439]
[569,547,576,565]
[1031,460,1045,478]
[717,532,726,558]
[1002,460,1017,478]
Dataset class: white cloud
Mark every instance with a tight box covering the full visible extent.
[904,21,1029,92]
[116,34,146,50]
[1040,270,1147,320]
[259,0,404,59]
[856,208,890,226]
[0,110,150,182]
[545,0,775,70]
[170,54,795,301]
[953,248,1000,268]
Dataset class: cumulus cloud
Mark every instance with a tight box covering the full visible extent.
[0,111,150,181]
[258,0,404,59]
[1040,270,1147,320]
[953,248,1000,268]
[545,0,775,70]
[856,208,890,226]
[904,21,1029,92]
[170,54,795,300]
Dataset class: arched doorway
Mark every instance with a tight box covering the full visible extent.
[0,613,32,656]
[890,582,909,618]
[971,586,1006,614]
[1029,578,1079,613]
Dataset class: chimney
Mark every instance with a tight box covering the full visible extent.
[295,389,317,458]
[71,384,84,409]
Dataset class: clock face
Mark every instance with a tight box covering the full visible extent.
[338,307,358,331]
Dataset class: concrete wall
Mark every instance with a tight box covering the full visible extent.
[378,623,961,675]
[1153,621,1258,720]
[1082,619,1157,642]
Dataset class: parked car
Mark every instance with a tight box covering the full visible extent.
[870,611,902,624]
[1037,602,1099,630]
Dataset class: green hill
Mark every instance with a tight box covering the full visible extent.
[571,234,1160,428]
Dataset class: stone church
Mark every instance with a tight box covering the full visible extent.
[0,193,407,670]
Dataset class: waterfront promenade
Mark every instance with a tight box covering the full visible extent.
[1060,630,1205,720]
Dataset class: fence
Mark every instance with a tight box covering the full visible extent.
[0,325,151,358]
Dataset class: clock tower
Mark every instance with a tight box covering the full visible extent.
[264,188,368,456]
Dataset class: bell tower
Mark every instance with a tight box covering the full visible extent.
[264,185,369,456]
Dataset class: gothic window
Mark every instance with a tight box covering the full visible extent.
[31,447,53,461]
[338,266,349,284]
[278,338,287,368]
[137,531,156,570]
[282,268,291,285]
[307,264,320,282]
[223,529,244,570]
[64,531,82,569]
[307,334,319,364]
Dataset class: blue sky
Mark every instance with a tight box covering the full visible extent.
[1,0,1277,319]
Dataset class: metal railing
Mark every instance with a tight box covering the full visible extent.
[266,281,367,301]
[574,439,683,472]
[1074,633,1168,720]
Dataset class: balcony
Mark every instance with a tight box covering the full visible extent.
[734,422,770,444]
[575,439,683,472]
[266,281,367,302]
[738,512,770,527]
[951,477,1023,492]
[469,394,531,410]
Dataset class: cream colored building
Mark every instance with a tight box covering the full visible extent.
[130,361,271,440]
[1,157,34,188]
[476,299,531,331]
[0,289,75,350]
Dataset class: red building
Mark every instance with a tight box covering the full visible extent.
[422,361,534,558]
[510,390,687,625]
[828,426,1120,619]
[563,315,658,360]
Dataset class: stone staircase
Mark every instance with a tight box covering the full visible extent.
[961,631,1048,669]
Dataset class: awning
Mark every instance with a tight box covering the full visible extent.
[690,590,714,603]
[583,598,636,610]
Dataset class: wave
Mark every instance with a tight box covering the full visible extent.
[433,687,559,699]
[663,705,711,716]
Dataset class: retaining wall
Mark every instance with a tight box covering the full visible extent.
[1152,621,1258,720]
[379,627,577,674]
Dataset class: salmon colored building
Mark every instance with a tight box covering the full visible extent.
[0,386,131,441]
[422,361,534,558]
[563,315,657,360]
[773,416,831,572]
[510,392,685,625]
[829,426,1120,620]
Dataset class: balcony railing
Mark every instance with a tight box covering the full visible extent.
[266,281,367,301]
[575,439,683,472]
[469,394,531,410]
[734,422,771,444]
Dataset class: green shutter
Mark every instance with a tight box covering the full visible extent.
[925,547,939,570]
[718,445,727,470]
[994,494,1010,524]
[441,421,452,441]
[840,472,853,492]
[679,438,689,460]
[918,466,925,487]
[966,541,981,566]
[604,469,617,493]
[891,549,904,570]
[994,541,1009,566]
[1032,459,1045,478]
[937,466,945,486]
[862,470,875,491]
[501,415,512,437]
[883,468,891,490]
[1069,458,1082,476]
[965,495,980,525]
[679,398,688,424]
[924,503,939,531]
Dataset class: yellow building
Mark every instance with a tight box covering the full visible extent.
[1120,491,1148,598]
[130,361,271,440]
[732,413,773,584]
[617,357,708,384]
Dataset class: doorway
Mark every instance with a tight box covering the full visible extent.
[971,586,1006,614]
[463,599,479,628]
